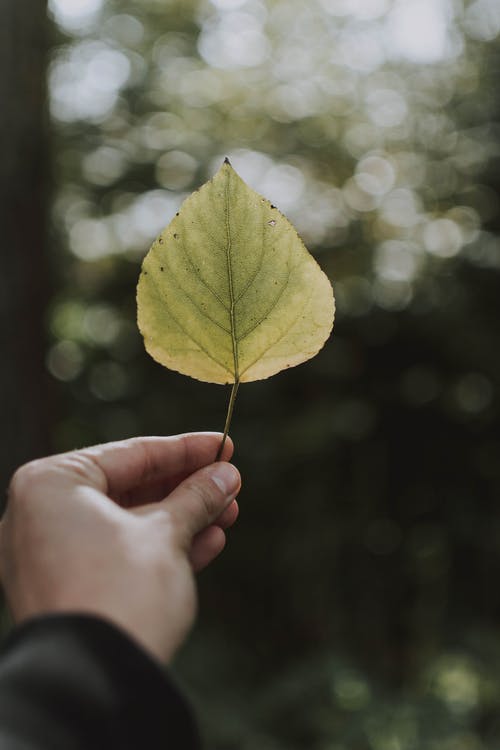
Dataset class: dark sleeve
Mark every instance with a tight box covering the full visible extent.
[0,614,201,750]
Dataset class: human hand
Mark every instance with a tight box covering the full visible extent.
[0,433,240,664]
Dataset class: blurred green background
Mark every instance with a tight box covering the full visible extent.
[2,0,500,747]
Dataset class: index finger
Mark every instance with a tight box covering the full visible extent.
[81,433,234,497]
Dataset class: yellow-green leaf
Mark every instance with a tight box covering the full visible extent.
[137,160,335,385]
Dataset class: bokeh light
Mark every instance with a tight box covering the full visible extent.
[42,0,500,746]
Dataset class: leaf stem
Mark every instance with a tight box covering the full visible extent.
[216,378,240,461]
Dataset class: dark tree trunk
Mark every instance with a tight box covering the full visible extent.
[0,0,51,494]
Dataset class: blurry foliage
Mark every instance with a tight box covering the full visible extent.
[44,0,500,746]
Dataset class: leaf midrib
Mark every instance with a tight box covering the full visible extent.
[224,170,240,380]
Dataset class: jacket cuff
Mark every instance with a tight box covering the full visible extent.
[0,614,201,749]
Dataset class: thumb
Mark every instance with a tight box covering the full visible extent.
[162,462,241,546]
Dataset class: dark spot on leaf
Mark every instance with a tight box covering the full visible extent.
[143,270,148,275]
[173,233,178,239]
[224,156,231,165]
[271,204,276,209]
[158,237,164,244]
[175,212,179,217]
[160,266,164,272]
[268,220,276,226]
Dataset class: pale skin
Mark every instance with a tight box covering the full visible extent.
[0,433,241,664]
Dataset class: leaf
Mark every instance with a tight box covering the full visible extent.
[137,159,335,387]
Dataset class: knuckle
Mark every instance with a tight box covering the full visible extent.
[8,460,47,504]
[135,440,157,485]
[6,450,104,513]
[60,452,106,488]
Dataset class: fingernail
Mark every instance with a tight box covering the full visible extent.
[210,463,240,496]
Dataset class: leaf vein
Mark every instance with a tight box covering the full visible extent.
[161,252,231,335]
[239,284,316,377]
[237,264,292,342]
[176,236,230,312]
[234,214,266,304]
[148,274,231,373]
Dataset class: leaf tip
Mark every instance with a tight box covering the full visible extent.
[223,156,231,165]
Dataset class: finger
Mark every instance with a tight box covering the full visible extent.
[80,433,234,498]
[118,447,238,509]
[189,501,239,571]
[161,462,241,546]
[214,499,239,530]
[190,526,226,572]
